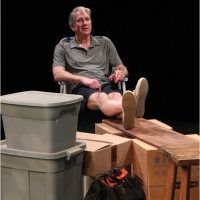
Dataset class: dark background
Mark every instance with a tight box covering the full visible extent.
[1,1,199,139]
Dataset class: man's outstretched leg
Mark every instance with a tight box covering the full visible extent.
[134,77,149,118]
[122,77,148,130]
[122,90,137,129]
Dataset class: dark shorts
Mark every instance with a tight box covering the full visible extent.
[72,83,123,113]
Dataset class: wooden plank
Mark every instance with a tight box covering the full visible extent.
[102,118,198,148]
[158,143,200,166]
[102,118,199,200]
[147,119,173,130]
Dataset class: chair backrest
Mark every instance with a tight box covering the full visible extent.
[58,36,128,94]
[60,36,105,43]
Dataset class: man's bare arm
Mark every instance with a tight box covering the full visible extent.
[52,66,101,91]
[53,66,82,83]
[115,64,128,77]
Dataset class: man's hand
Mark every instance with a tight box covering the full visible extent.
[82,77,101,92]
[109,70,125,83]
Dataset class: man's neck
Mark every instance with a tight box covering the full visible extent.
[75,35,91,50]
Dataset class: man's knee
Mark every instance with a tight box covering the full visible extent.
[99,92,110,99]
[90,92,110,104]
[108,92,122,100]
[87,92,107,110]
[89,92,106,101]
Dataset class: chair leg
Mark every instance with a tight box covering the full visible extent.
[180,166,191,200]
[164,159,177,200]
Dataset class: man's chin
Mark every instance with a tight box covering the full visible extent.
[82,29,91,34]
[82,32,91,36]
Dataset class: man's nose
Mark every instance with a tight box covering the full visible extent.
[83,19,88,24]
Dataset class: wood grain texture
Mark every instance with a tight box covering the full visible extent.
[102,118,199,200]
[158,144,199,166]
[102,118,198,148]
[164,160,177,200]
[180,166,191,200]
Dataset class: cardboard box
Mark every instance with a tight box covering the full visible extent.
[96,133,133,168]
[132,134,200,186]
[147,119,173,130]
[132,139,168,186]
[143,177,199,200]
[95,123,123,136]
[76,132,133,172]
[76,134,112,177]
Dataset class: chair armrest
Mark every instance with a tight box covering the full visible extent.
[118,77,128,94]
[58,81,68,93]
[123,77,128,82]
[59,77,128,94]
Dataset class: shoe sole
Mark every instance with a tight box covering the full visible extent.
[135,78,148,118]
[122,91,137,130]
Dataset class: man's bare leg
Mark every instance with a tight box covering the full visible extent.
[122,91,137,129]
[87,91,137,130]
[87,92,123,117]
[87,77,148,130]
[133,77,149,118]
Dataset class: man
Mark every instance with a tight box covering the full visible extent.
[52,6,148,129]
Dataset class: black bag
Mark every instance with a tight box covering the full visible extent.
[84,167,146,200]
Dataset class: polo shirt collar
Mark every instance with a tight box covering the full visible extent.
[69,35,100,49]
[90,35,100,47]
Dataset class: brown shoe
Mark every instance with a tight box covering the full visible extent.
[122,90,137,130]
[134,78,148,118]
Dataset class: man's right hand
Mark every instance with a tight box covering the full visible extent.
[52,67,101,92]
[82,77,101,92]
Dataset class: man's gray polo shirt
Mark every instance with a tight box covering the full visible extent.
[52,35,123,93]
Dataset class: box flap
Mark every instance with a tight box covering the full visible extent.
[95,123,123,135]
[77,132,101,140]
[98,133,131,145]
[77,132,131,145]
[76,139,111,152]
[132,139,158,150]
[77,132,115,142]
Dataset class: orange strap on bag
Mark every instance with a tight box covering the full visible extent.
[101,168,128,186]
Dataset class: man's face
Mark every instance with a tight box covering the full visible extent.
[71,9,92,36]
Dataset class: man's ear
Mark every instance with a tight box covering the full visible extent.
[70,23,75,31]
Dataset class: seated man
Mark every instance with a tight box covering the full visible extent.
[52,6,148,129]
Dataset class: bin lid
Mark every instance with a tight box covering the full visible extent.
[0,140,86,160]
[0,91,83,107]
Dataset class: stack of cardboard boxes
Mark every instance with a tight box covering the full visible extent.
[76,131,133,198]
[132,134,199,200]
[77,132,132,176]
[78,120,199,200]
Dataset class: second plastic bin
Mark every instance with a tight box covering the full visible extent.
[1,140,86,200]
[0,91,83,153]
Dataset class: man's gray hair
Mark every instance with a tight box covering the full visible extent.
[69,6,91,25]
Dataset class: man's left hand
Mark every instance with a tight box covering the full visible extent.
[109,70,125,83]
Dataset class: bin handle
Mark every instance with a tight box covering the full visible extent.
[66,147,83,160]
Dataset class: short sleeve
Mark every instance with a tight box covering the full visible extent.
[107,38,123,67]
[52,43,66,68]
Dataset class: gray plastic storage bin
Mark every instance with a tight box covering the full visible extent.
[1,140,86,200]
[0,91,83,153]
